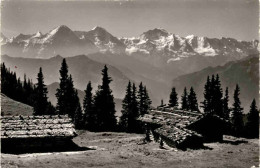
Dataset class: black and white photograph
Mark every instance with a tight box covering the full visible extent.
[0,0,259,167]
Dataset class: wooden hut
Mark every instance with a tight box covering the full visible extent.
[139,109,229,149]
[1,115,77,153]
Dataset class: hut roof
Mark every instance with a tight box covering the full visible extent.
[138,110,204,145]
[1,115,76,139]
[139,110,203,127]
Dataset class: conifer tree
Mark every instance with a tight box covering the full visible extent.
[74,91,83,129]
[67,74,78,119]
[245,99,259,138]
[138,82,145,116]
[93,65,117,131]
[212,74,223,117]
[56,59,78,119]
[33,67,49,115]
[56,59,69,115]
[119,81,132,131]
[232,84,244,136]
[138,83,151,116]
[128,83,139,132]
[143,86,152,114]
[201,76,211,114]
[181,87,188,110]
[187,87,199,112]
[83,81,95,130]
[169,87,178,108]
[223,87,230,120]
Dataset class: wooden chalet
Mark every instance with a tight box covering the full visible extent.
[1,115,77,153]
[139,108,229,149]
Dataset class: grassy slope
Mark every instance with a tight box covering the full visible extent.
[1,94,33,116]
[1,131,258,168]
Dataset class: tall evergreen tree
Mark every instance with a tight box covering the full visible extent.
[201,76,211,114]
[232,84,244,136]
[212,74,223,117]
[56,59,69,115]
[138,82,145,116]
[187,87,199,112]
[128,83,139,132]
[245,99,259,138]
[33,67,49,115]
[169,87,178,108]
[138,83,151,116]
[119,81,132,131]
[181,87,188,110]
[56,59,78,119]
[83,81,95,130]
[94,65,117,131]
[143,86,152,114]
[67,74,78,119]
[223,87,230,120]
[74,91,83,129]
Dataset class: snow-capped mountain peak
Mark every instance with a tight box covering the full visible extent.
[32,31,43,38]
[91,26,106,31]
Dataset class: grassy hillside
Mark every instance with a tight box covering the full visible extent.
[1,94,33,116]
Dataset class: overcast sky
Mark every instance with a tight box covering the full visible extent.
[1,0,258,41]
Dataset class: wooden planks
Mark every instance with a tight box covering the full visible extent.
[1,115,76,139]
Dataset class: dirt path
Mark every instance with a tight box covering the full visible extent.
[1,131,259,168]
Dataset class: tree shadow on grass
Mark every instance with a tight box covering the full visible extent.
[2,141,94,155]
[183,145,213,151]
[220,139,248,145]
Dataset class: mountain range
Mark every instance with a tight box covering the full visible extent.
[1,25,258,63]
[1,25,258,111]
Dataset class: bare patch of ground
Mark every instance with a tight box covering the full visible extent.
[1,131,258,168]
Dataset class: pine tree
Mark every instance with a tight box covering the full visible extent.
[181,87,188,110]
[232,84,244,136]
[119,81,132,131]
[187,87,199,112]
[94,65,117,131]
[138,82,145,116]
[201,76,211,114]
[83,81,95,130]
[138,83,151,116]
[169,87,178,108]
[128,83,139,132]
[33,67,49,115]
[74,91,83,129]
[212,74,223,117]
[56,59,78,119]
[67,74,78,119]
[56,59,69,115]
[223,87,230,120]
[245,99,259,138]
[143,86,152,114]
